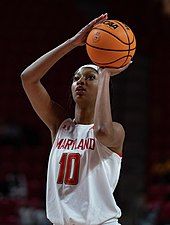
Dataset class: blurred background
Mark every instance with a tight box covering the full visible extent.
[0,0,170,224]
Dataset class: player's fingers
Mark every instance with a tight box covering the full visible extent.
[120,61,133,71]
[110,61,132,75]
[100,61,132,76]
[94,13,108,23]
[88,13,108,27]
[79,13,108,35]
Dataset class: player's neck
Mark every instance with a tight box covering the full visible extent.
[74,105,94,125]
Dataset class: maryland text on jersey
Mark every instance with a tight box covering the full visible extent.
[55,138,95,151]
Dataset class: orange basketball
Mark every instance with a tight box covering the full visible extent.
[86,20,136,68]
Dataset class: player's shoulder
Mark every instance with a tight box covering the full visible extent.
[108,122,125,155]
[112,122,125,135]
[51,118,72,143]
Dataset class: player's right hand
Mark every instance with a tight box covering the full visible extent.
[70,13,108,47]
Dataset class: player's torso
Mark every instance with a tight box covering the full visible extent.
[53,120,96,189]
[47,118,122,225]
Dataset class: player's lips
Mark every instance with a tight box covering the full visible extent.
[75,86,86,94]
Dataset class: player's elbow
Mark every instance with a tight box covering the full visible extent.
[20,71,29,83]
[20,70,39,85]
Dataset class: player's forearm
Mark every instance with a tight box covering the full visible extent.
[94,72,113,135]
[21,38,77,83]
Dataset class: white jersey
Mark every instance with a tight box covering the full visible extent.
[46,118,122,225]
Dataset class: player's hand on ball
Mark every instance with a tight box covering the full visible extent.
[70,13,108,47]
[100,61,132,77]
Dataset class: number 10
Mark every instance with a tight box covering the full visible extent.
[57,153,81,185]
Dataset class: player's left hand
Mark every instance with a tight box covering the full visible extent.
[100,61,132,77]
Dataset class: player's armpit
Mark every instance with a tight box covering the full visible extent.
[95,122,125,154]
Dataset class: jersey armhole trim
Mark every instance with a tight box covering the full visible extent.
[108,148,123,157]
[51,118,73,150]
[95,138,122,158]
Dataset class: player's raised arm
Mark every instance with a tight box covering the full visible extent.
[94,66,130,154]
[21,39,76,135]
[20,14,108,138]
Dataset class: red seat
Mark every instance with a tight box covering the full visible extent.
[0,199,18,216]
[27,197,43,209]
[146,199,162,211]
[1,162,16,175]
[158,201,170,223]
[28,180,44,199]
[0,215,19,225]
[147,184,165,201]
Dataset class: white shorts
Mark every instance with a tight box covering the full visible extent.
[53,221,121,225]
[53,222,120,225]
[53,218,121,225]
[102,222,121,225]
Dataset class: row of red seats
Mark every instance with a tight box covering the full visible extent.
[0,198,43,225]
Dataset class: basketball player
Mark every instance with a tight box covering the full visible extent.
[21,13,130,225]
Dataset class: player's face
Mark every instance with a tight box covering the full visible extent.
[71,67,99,106]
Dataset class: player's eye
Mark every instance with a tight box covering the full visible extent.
[85,75,96,80]
[73,76,80,81]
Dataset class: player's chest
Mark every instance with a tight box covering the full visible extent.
[53,127,95,154]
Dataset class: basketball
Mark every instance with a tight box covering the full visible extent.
[86,20,136,68]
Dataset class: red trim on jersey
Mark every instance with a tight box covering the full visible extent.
[108,147,123,157]
[89,125,94,131]
[115,151,122,157]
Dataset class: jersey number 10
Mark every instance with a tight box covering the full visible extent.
[57,153,81,185]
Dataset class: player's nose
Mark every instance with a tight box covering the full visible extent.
[77,76,85,85]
